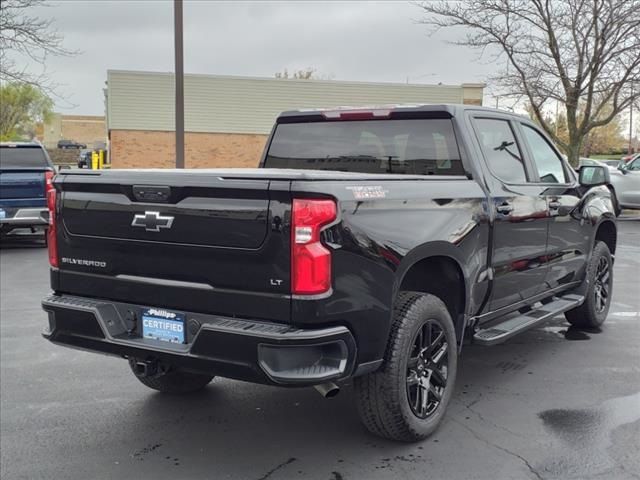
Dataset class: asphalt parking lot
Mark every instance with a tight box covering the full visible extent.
[1,217,639,480]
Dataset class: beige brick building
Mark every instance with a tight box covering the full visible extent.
[43,114,106,149]
[106,70,484,169]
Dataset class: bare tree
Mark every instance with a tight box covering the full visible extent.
[275,67,317,80]
[417,0,640,165]
[275,67,335,81]
[0,0,76,94]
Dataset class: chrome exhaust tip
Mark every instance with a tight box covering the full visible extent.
[314,382,340,398]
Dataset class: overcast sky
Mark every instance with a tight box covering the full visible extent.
[26,0,499,115]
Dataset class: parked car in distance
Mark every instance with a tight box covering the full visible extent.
[42,105,617,442]
[57,139,86,149]
[578,157,621,174]
[609,155,640,215]
[621,152,639,163]
[0,142,55,239]
[77,149,92,168]
[600,159,623,169]
[578,157,606,168]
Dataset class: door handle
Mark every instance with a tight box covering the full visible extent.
[496,203,513,214]
[549,200,561,210]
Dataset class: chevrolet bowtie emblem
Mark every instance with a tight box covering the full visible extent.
[131,211,174,232]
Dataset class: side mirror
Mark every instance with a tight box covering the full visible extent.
[618,163,628,174]
[579,165,610,187]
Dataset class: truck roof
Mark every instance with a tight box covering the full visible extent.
[277,103,526,122]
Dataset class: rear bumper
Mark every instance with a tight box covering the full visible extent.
[0,207,48,226]
[42,294,357,386]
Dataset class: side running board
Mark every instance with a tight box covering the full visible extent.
[473,294,585,346]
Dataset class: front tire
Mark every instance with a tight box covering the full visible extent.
[565,241,613,328]
[353,292,457,442]
[128,359,214,394]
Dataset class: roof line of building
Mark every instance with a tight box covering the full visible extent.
[106,69,484,90]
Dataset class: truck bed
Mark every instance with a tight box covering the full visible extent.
[58,168,466,182]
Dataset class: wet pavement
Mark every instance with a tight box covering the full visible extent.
[1,216,639,480]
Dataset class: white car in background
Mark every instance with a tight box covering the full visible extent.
[578,157,619,172]
[609,155,640,215]
[577,157,640,216]
[600,159,624,170]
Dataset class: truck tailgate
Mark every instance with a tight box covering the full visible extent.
[0,170,46,206]
[53,170,292,322]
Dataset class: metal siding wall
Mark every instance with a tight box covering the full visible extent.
[107,71,467,134]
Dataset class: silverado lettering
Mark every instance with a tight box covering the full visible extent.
[61,257,107,268]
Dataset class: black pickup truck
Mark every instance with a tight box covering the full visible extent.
[42,105,617,442]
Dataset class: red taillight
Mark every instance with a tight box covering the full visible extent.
[46,176,58,268]
[45,170,54,193]
[291,199,337,295]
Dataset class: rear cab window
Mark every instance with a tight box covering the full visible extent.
[0,145,50,169]
[264,119,465,176]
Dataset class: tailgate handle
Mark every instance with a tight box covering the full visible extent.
[132,185,171,203]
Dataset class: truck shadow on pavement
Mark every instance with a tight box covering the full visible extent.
[0,232,47,249]
[111,319,603,479]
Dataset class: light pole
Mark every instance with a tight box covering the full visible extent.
[174,0,184,169]
[629,82,635,155]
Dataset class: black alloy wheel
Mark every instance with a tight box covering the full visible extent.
[593,256,611,313]
[406,319,448,419]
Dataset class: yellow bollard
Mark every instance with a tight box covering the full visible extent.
[98,150,104,169]
[91,151,99,170]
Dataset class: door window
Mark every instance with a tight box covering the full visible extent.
[474,118,527,183]
[522,125,568,183]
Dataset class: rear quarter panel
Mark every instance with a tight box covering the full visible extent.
[291,178,489,366]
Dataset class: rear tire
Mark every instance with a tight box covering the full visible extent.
[565,241,613,329]
[128,359,214,394]
[353,292,457,442]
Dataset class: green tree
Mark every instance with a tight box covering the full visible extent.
[0,82,53,140]
[418,0,640,166]
[526,103,624,156]
[582,111,625,156]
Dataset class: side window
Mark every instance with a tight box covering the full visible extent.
[628,158,640,171]
[522,125,568,183]
[474,118,527,183]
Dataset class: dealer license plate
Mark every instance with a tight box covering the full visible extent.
[141,308,185,344]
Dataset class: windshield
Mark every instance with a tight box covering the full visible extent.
[0,146,50,169]
[264,119,464,175]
